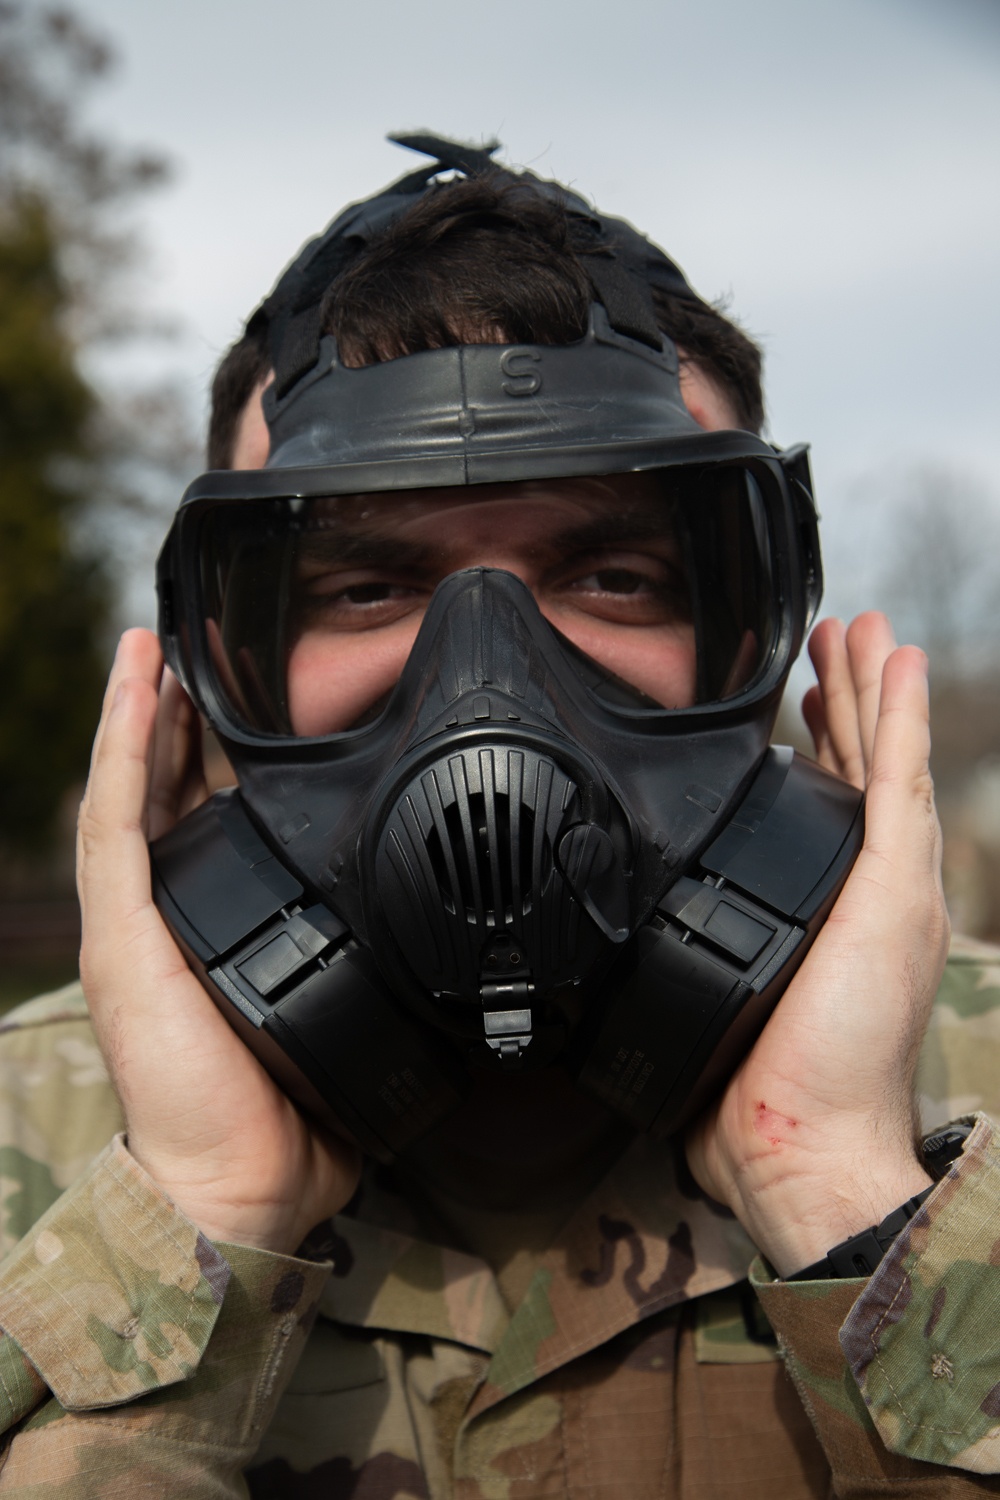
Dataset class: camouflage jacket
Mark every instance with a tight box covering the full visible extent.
[0,936,997,1497]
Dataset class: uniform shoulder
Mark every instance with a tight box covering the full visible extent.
[935,932,1000,1018]
[919,932,1000,1130]
[0,980,122,1249]
[0,980,91,1039]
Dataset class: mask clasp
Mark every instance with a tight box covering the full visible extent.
[481,980,535,1065]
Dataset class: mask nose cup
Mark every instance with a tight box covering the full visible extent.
[359,567,640,1066]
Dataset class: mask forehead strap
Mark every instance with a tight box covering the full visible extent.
[388,132,503,180]
[567,215,663,351]
[251,137,508,399]
[249,131,711,401]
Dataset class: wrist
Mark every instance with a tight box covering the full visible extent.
[122,1140,336,1256]
[731,1149,933,1278]
[780,1120,973,1279]
[138,1179,310,1255]
[161,1204,307,1256]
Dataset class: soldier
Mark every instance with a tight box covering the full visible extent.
[0,136,997,1497]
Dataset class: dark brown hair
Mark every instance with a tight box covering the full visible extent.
[207,176,764,469]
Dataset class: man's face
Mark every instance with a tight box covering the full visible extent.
[229,365,740,738]
[284,477,695,735]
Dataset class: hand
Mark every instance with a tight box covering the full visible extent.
[77,629,362,1254]
[685,613,949,1275]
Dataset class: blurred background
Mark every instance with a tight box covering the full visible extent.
[1,0,998,1006]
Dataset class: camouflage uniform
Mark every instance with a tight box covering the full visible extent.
[0,935,996,1497]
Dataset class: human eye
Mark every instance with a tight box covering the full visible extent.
[294,567,426,630]
[558,550,691,625]
[576,565,654,597]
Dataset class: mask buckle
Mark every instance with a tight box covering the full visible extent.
[479,928,535,1065]
[481,982,534,1064]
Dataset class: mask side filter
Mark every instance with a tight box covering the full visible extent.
[572,745,864,1135]
[149,791,468,1164]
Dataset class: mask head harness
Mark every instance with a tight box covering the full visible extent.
[152,135,861,1162]
[250,133,710,407]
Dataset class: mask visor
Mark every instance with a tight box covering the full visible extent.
[193,467,778,738]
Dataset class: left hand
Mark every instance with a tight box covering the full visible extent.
[685,613,950,1275]
[77,630,362,1256]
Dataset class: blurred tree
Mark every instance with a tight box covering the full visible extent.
[0,3,176,854]
[820,461,1000,938]
[877,465,1000,680]
[0,3,168,339]
[0,191,108,846]
[827,461,1000,678]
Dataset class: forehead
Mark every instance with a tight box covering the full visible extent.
[298,474,670,540]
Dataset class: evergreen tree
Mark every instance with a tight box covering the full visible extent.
[0,191,108,846]
[0,5,172,853]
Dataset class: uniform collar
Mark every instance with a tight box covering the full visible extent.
[318,1130,756,1407]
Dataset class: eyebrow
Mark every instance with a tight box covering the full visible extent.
[549,510,679,555]
[294,504,679,570]
[295,526,439,571]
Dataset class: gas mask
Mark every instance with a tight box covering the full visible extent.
[150,136,863,1162]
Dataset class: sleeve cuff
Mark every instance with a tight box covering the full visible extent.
[0,1134,328,1418]
[839,1112,1000,1473]
[752,1113,1000,1476]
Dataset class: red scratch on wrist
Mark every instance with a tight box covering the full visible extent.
[753,1101,798,1147]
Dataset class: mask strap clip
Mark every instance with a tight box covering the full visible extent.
[481,981,535,1065]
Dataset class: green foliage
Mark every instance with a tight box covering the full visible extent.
[0,191,110,847]
[0,4,174,856]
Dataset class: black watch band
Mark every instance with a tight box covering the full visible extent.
[786,1122,973,1282]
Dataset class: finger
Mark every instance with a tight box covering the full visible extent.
[78,631,163,880]
[862,644,941,880]
[844,612,897,780]
[77,640,164,976]
[852,644,948,1044]
[807,619,866,788]
[83,629,163,797]
[148,670,208,842]
[801,685,836,772]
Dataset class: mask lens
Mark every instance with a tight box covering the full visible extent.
[195,469,778,737]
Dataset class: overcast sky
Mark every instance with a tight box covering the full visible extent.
[73,0,1000,639]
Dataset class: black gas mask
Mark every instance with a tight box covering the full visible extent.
[151,135,863,1162]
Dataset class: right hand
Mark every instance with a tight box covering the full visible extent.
[77,628,362,1254]
[685,614,946,1274]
